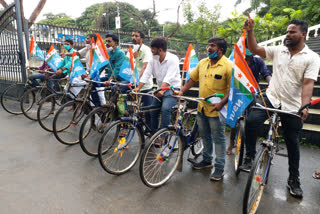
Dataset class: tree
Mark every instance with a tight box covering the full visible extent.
[38,13,76,26]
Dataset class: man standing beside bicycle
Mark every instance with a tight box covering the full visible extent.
[135,37,181,134]
[244,14,320,198]
[179,37,232,181]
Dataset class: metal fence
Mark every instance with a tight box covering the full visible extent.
[29,23,209,60]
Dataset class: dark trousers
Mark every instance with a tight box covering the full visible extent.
[50,73,67,91]
[245,95,302,178]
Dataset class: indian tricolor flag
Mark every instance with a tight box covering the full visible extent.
[226,43,259,128]
[119,46,139,84]
[90,34,109,81]
[229,29,246,61]
[29,36,45,61]
[182,44,199,82]
[45,44,63,72]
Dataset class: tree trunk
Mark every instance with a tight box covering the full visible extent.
[28,0,47,28]
[0,0,8,8]
[165,0,184,39]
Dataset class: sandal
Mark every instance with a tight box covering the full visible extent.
[119,128,129,137]
[312,169,320,179]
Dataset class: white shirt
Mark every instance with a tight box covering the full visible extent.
[135,44,153,90]
[140,52,181,89]
[78,45,90,72]
[265,45,320,112]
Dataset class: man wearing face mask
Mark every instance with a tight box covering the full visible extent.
[132,30,153,129]
[50,39,74,90]
[226,39,271,155]
[179,37,232,181]
[100,34,126,83]
[135,37,181,133]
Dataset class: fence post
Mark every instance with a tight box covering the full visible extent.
[195,41,199,57]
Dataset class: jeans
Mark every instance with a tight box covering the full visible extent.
[29,73,45,87]
[245,95,302,178]
[197,111,226,170]
[150,89,178,132]
[50,73,67,91]
[140,88,153,129]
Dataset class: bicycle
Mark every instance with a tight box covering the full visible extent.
[0,68,40,115]
[79,79,135,156]
[97,87,167,175]
[52,80,132,146]
[242,98,320,214]
[139,92,224,188]
[20,70,61,121]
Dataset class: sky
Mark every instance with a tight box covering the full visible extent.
[2,0,250,24]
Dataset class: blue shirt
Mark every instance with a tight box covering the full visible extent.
[248,56,271,83]
[106,47,126,81]
[57,48,74,75]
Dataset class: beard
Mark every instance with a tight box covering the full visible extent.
[284,37,301,48]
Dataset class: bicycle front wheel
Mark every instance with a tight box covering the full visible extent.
[37,93,67,132]
[1,83,25,115]
[234,119,245,176]
[139,128,183,188]
[98,120,143,175]
[243,145,269,214]
[20,87,49,121]
[79,106,116,156]
[190,131,203,158]
[53,100,91,145]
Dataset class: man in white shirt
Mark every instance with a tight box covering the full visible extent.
[135,37,181,132]
[132,30,153,129]
[244,15,320,198]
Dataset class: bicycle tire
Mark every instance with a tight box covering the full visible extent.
[1,83,26,115]
[235,119,245,176]
[79,106,116,156]
[190,131,203,157]
[139,128,183,188]
[98,120,143,175]
[243,145,269,214]
[53,100,91,145]
[37,93,68,132]
[20,87,50,121]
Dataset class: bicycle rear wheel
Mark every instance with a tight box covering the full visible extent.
[234,119,245,176]
[1,83,26,115]
[79,106,116,156]
[20,87,49,121]
[139,128,183,188]
[243,145,269,214]
[98,120,143,175]
[53,100,91,145]
[37,93,68,132]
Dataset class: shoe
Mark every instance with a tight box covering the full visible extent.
[287,177,303,198]
[210,168,224,181]
[240,157,252,172]
[192,160,213,170]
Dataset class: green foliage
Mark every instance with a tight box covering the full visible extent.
[38,13,76,26]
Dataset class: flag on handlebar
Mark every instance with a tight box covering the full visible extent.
[226,42,259,128]
[182,44,199,82]
[119,46,139,84]
[29,36,45,61]
[90,34,109,81]
[45,45,63,72]
[69,51,86,83]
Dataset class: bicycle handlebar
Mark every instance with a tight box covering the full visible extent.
[298,98,320,114]
[84,79,132,88]
[153,85,174,94]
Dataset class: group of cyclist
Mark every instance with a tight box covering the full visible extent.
[28,13,320,199]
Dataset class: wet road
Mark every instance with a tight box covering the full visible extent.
[1,109,320,214]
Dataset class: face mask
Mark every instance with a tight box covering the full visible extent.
[64,45,71,51]
[207,51,218,59]
[245,48,253,56]
[153,55,160,61]
[106,47,113,52]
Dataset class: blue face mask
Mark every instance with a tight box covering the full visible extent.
[207,51,218,59]
[64,45,71,51]
[245,48,253,56]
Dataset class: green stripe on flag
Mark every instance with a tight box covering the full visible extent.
[234,77,253,100]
